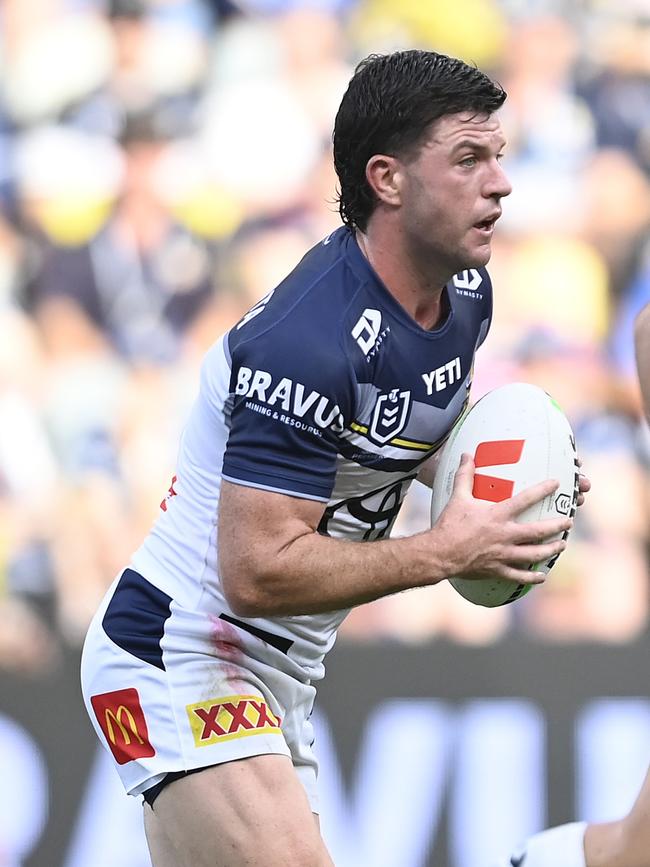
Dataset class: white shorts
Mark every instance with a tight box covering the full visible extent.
[80,568,319,810]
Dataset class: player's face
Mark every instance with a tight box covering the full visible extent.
[397,111,512,273]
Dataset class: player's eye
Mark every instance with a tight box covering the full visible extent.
[459,156,477,167]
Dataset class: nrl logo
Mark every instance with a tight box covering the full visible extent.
[369,389,411,445]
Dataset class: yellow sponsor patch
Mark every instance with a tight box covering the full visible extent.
[186,694,282,747]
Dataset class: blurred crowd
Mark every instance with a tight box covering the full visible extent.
[1,0,650,673]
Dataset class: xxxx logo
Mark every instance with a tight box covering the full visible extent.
[472,439,525,502]
[187,695,282,747]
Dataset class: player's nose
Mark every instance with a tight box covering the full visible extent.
[485,159,512,199]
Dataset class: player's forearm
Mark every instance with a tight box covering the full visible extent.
[218,470,568,618]
[221,529,444,617]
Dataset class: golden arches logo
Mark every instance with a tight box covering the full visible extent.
[90,687,156,764]
[104,705,145,746]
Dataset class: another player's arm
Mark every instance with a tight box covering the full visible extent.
[585,764,650,866]
[573,305,650,867]
[505,764,650,867]
[634,301,650,421]
[218,456,571,618]
[578,303,650,864]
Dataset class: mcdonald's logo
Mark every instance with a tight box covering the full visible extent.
[105,705,143,746]
[472,439,525,503]
[90,688,156,765]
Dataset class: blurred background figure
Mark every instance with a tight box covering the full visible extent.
[0,0,648,658]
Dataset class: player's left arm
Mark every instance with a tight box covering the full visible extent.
[416,449,442,488]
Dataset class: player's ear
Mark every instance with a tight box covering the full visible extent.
[365,154,403,207]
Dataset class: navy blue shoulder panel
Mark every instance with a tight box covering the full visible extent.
[223,228,361,500]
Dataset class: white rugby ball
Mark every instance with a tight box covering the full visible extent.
[430,382,578,607]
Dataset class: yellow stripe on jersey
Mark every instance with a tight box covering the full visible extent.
[350,420,434,452]
[390,436,432,451]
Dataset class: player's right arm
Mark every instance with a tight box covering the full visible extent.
[220,290,569,619]
[218,454,571,618]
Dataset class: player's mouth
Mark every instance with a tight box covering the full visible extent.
[473,211,501,236]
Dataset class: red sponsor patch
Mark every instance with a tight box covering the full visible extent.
[473,439,525,503]
[90,688,156,765]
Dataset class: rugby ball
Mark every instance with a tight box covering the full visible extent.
[430,382,578,607]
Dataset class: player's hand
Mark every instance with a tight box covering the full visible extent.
[576,456,590,507]
[430,453,572,585]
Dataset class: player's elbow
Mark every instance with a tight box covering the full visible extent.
[221,575,264,617]
[220,558,278,618]
[227,591,270,619]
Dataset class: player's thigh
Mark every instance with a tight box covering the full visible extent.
[144,793,325,867]
[151,754,333,867]
[144,802,182,867]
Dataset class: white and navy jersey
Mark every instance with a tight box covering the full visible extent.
[131,226,492,680]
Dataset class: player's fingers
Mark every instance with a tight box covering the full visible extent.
[505,538,568,565]
[513,516,572,543]
[451,452,475,494]
[576,471,589,506]
[576,456,591,507]
[493,565,547,585]
[505,478,559,515]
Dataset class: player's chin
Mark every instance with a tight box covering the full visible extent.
[463,242,492,268]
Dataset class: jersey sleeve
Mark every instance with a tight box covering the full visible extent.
[221,328,356,501]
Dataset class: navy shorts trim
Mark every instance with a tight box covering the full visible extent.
[102,568,172,671]
[218,613,294,655]
[142,767,212,809]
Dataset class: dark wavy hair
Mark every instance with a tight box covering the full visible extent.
[333,50,507,231]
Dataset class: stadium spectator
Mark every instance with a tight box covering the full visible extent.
[0,0,648,657]
[24,112,216,366]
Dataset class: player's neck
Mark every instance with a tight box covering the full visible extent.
[355,226,449,331]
